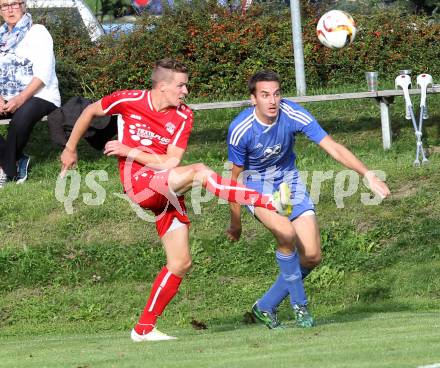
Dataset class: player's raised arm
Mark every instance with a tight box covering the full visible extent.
[318,135,390,198]
[103,141,185,171]
[59,100,105,177]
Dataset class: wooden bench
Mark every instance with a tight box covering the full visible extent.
[0,115,48,125]
[2,87,438,150]
[189,86,440,150]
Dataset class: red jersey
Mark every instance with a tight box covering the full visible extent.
[101,90,193,187]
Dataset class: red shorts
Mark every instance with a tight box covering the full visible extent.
[124,169,190,238]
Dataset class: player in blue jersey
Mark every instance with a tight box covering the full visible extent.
[226,71,390,328]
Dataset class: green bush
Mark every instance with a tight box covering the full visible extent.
[36,2,440,102]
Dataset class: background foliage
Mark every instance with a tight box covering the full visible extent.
[34,1,440,103]
[87,0,440,19]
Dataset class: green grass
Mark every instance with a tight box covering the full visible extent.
[1,95,440,366]
[0,312,439,368]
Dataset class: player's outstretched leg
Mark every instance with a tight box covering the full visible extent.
[203,172,293,216]
[168,164,293,216]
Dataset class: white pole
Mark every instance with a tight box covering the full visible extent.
[290,0,306,96]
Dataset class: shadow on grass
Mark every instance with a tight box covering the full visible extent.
[189,127,228,145]
[190,298,412,333]
[318,286,417,325]
[191,110,440,148]
[319,298,413,326]
[11,107,440,168]
[201,314,262,334]
[27,124,104,163]
[205,283,420,330]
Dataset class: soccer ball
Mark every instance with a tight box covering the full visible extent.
[316,10,357,49]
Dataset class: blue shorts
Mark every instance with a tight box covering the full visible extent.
[246,175,315,221]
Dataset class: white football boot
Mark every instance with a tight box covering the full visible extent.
[271,182,292,216]
[131,328,177,342]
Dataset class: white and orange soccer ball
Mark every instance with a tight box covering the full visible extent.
[316,10,357,49]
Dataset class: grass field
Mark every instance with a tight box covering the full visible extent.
[1,312,439,368]
[1,93,440,367]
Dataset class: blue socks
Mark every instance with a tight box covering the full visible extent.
[257,250,308,312]
[257,274,289,313]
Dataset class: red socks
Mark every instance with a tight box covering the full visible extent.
[204,173,275,210]
[134,267,182,335]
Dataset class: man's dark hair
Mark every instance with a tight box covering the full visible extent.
[151,58,188,88]
[154,58,188,73]
[247,71,281,95]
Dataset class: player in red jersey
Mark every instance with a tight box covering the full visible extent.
[60,58,291,342]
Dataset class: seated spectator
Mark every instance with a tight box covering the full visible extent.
[0,0,60,188]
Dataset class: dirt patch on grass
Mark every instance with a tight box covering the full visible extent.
[390,182,418,200]
[82,221,158,245]
[9,287,44,300]
[428,146,440,155]
[355,220,375,233]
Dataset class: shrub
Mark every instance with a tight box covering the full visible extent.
[35,2,440,102]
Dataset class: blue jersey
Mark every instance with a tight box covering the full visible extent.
[228,99,328,191]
